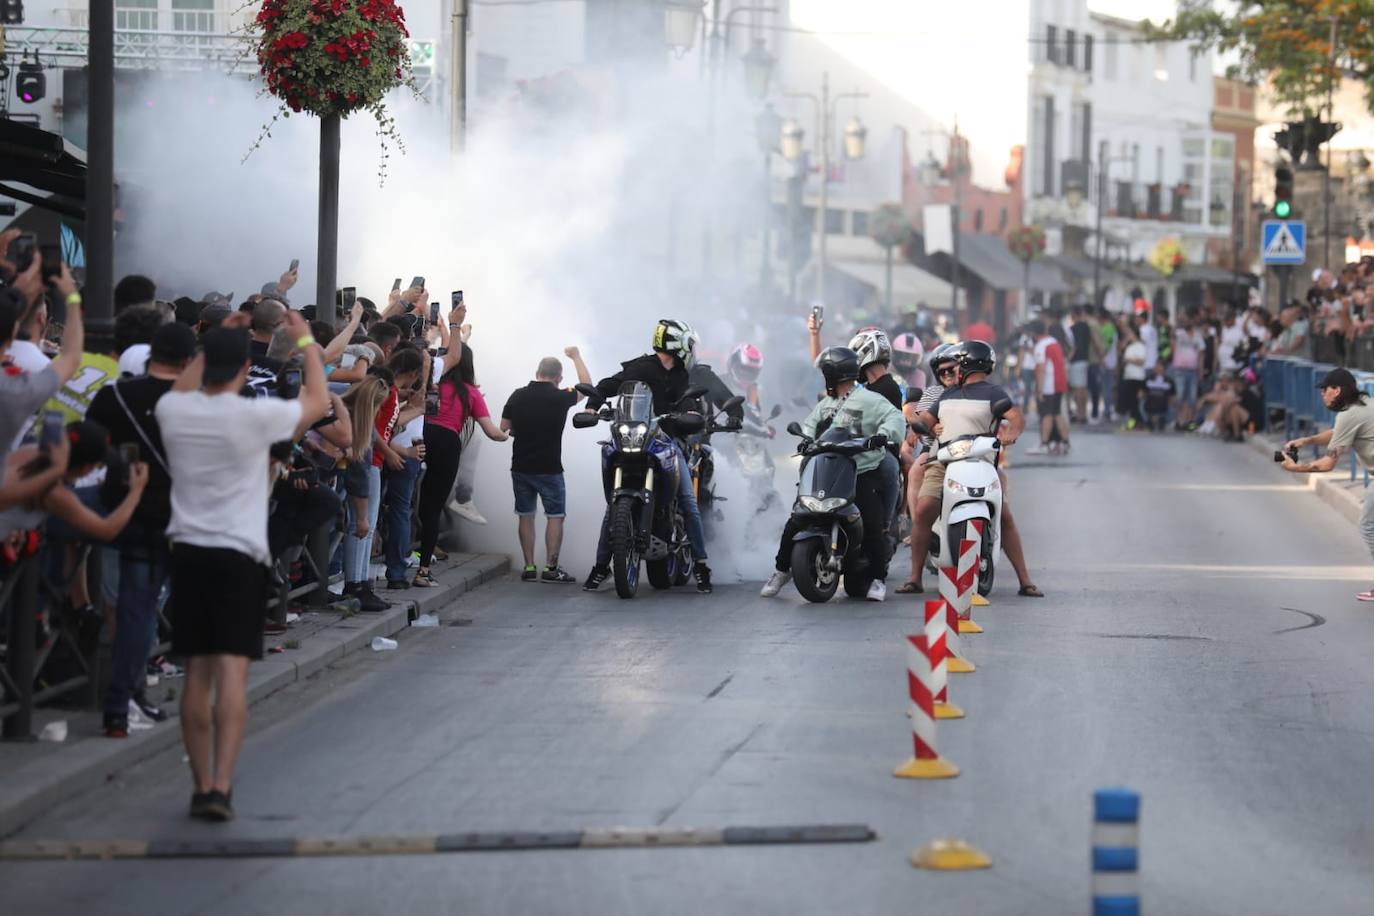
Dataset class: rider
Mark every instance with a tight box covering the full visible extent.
[891,332,926,392]
[581,319,714,594]
[725,343,764,409]
[904,341,1043,597]
[849,325,903,532]
[760,346,905,602]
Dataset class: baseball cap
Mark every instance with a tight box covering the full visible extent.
[150,320,197,364]
[198,301,232,330]
[202,326,251,385]
[1317,367,1356,390]
[201,290,234,306]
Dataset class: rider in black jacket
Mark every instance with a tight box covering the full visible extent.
[582,319,715,593]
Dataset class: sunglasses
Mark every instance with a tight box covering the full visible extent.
[936,366,959,377]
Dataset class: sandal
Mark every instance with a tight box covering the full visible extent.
[1017,584,1044,598]
[894,581,923,594]
[413,571,438,588]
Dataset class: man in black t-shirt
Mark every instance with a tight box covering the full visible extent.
[1068,306,1094,424]
[85,321,195,737]
[501,348,591,583]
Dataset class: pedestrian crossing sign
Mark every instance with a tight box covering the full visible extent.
[1261,220,1306,265]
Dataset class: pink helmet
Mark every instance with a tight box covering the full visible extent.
[727,343,764,385]
[892,332,924,362]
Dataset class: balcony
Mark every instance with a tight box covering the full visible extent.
[1109,181,1198,224]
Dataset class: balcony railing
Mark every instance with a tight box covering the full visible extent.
[1108,180,1204,225]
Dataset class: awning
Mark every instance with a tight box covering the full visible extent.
[950,233,1070,294]
[814,236,962,310]
[1175,263,1247,285]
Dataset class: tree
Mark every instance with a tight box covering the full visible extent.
[1144,0,1374,114]
[869,203,915,313]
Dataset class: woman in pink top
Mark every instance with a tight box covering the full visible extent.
[413,341,507,586]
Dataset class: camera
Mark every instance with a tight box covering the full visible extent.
[1273,445,1300,463]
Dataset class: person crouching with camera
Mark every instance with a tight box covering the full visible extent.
[1280,368,1374,602]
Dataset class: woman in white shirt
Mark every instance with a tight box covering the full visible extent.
[1119,328,1147,429]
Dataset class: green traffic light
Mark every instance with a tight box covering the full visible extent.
[1274,200,1291,218]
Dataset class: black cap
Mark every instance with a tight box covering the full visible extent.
[1317,367,1356,389]
[201,326,250,385]
[150,321,197,364]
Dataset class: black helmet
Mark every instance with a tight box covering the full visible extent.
[815,346,861,396]
[952,340,997,377]
[928,342,959,376]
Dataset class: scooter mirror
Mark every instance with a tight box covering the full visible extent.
[769,404,783,420]
[572,412,599,429]
[786,421,805,437]
[721,395,745,413]
[574,383,598,398]
[991,397,1014,418]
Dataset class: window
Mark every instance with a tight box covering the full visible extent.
[973,209,984,232]
[1155,146,1164,183]
[825,208,844,234]
[1071,101,1092,166]
[1083,34,1094,75]
[1065,29,1077,68]
[1153,44,1168,81]
[851,211,870,237]
[1032,94,1056,196]
[1103,30,1117,80]
[115,0,158,31]
[1188,46,1198,82]
[172,0,215,33]
[1046,24,1059,65]
[999,207,1008,231]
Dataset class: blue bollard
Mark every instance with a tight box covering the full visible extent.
[1092,787,1140,916]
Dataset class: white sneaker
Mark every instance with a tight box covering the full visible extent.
[126,699,156,731]
[760,570,791,597]
[1024,445,1049,456]
[866,579,887,602]
[448,499,487,525]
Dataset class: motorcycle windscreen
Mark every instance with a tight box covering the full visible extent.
[797,452,857,501]
[615,382,654,423]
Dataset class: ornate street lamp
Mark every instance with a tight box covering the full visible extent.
[843,116,867,161]
[663,0,704,54]
[755,102,782,154]
[741,38,776,101]
[918,151,944,188]
[781,118,805,162]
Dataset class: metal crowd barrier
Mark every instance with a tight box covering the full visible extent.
[1263,355,1374,486]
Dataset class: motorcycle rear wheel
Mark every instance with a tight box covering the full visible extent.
[610,496,641,599]
[791,540,839,603]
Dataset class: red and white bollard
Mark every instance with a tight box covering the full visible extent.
[967,518,991,611]
[939,570,977,674]
[925,599,964,719]
[894,634,960,779]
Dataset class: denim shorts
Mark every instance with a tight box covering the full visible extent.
[512,472,566,518]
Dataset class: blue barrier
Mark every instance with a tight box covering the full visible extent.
[1261,358,1372,487]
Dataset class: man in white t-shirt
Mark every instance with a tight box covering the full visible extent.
[156,309,328,823]
[1135,311,1159,367]
[1219,308,1246,372]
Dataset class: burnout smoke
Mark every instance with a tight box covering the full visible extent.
[112,59,796,578]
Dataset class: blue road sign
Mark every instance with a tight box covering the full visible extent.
[1261,220,1306,265]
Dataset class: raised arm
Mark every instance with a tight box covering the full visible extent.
[284,311,330,439]
[43,463,148,542]
[48,265,85,385]
[322,301,364,366]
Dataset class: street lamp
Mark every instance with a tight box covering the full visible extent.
[780,119,805,162]
[741,37,776,101]
[843,116,868,161]
[664,0,704,53]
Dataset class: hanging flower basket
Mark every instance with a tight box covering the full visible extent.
[1148,237,1187,276]
[1006,224,1046,265]
[248,0,416,179]
[870,202,915,250]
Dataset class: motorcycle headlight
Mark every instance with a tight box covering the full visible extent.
[988,477,1001,492]
[799,495,849,512]
[947,441,972,459]
[945,479,968,495]
[615,422,649,452]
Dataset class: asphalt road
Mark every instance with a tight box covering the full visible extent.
[6,430,1374,915]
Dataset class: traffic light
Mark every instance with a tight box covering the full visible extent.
[0,0,23,25]
[1274,165,1294,219]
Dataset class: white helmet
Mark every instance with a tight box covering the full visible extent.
[848,326,892,370]
[652,318,700,369]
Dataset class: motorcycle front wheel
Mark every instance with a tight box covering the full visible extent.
[791,539,839,603]
[610,496,641,599]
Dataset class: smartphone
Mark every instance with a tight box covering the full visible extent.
[391,277,403,292]
[811,304,824,329]
[411,276,425,290]
[39,242,62,281]
[118,442,139,482]
[341,286,357,310]
[451,290,464,309]
[284,368,302,388]
[40,411,64,451]
[289,258,300,273]
[9,233,36,273]
[429,301,441,325]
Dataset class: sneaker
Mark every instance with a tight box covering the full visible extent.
[866,579,887,602]
[1357,589,1374,602]
[760,570,791,597]
[386,578,412,590]
[521,565,538,582]
[195,789,234,822]
[103,712,129,739]
[582,566,610,591]
[355,586,389,613]
[448,499,487,525]
[1024,446,1049,455]
[406,552,421,568]
[541,566,576,584]
[264,619,288,635]
[695,563,713,594]
[126,699,157,731]
[132,691,169,723]
[189,792,213,820]
[148,656,183,679]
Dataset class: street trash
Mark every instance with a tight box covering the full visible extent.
[371,636,398,651]
[286,612,300,624]
[412,613,439,628]
[38,720,67,743]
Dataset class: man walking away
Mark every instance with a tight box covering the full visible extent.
[501,348,591,583]
[1026,321,1070,455]
[156,310,328,822]
[1068,306,1093,424]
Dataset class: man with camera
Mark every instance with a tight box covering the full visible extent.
[1280,368,1374,601]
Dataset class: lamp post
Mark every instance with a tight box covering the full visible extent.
[755,103,783,290]
[785,72,867,305]
[920,123,968,316]
[781,118,806,303]
[1092,141,1132,312]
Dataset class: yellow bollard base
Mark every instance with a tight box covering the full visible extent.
[971,593,990,607]
[910,839,993,870]
[958,619,984,634]
[894,756,960,779]
[934,702,965,720]
[947,656,976,674]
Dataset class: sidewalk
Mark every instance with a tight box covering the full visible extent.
[1245,430,1367,524]
[0,551,509,838]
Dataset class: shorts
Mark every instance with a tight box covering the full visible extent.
[918,461,947,501]
[169,544,267,660]
[1037,392,1063,417]
[512,472,566,518]
[1067,362,1089,389]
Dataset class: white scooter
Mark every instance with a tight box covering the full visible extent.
[911,398,1013,596]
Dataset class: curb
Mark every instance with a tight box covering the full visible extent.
[0,553,509,839]
[1245,432,1364,525]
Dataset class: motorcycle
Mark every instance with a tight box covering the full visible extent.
[573,382,740,599]
[909,397,1013,597]
[784,420,889,603]
[682,398,747,534]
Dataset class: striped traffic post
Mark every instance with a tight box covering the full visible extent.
[893,634,959,779]
[959,523,985,631]
[969,517,991,608]
[924,599,963,719]
[940,592,975,674]
[1092,787,1141,916]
